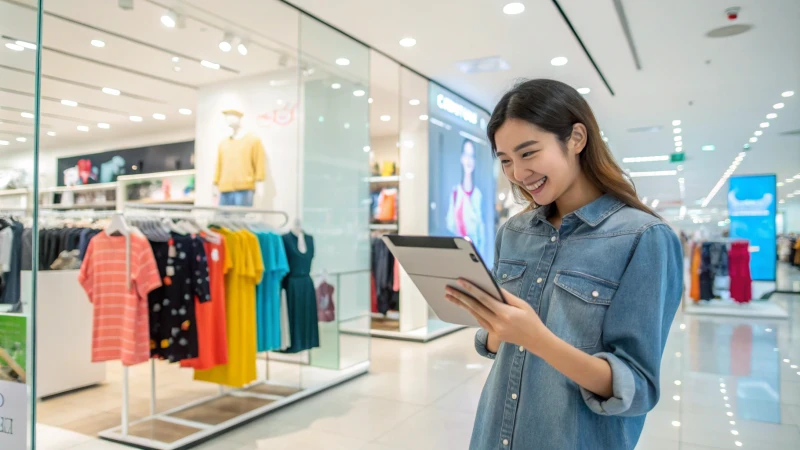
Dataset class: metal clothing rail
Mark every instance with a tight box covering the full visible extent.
[123,202,290,227]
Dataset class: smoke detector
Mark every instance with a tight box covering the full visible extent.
[726,7,740,21]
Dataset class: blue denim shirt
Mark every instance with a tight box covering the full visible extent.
[471,194,683,450]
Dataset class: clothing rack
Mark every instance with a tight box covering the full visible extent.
[123,202,290,228]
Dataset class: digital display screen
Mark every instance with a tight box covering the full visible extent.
[728,174,777,281]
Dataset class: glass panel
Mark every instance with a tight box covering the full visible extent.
[299,15,370,371]
[0,1,41,449]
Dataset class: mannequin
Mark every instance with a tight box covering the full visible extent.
[291,218,307,254]
[213,109,266,207]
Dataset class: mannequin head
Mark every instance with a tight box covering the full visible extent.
[222,109,244,131]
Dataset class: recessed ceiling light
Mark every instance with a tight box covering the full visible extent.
[153,113,166,120]
[61,99,78,107]
[200,60,220,70]
[419,114,429,121]
[743,144,751,149]
[380,115,391,122]
[399,37,417,47]
[702,145,715,151]
[754,130,763,136]
[550,56,568,66]
[363,146,371,152]
[335,57,350,66]
[409,99,421,106]
[675,147,683,152]
[677,165,684,171]
[20,112,34,119]
[16,137,26,142]
[5,43,24,51]
[368,97,373,104]
[76,126,89,132]
[674,141,682,147]
[97,123,110,129]
[673,128,682,134]
[766,113,777,119]
[503,2,526,15]
[219,40,232,52]
[331,83,341,90]
[672,120,681,126]
[0,140,8,146]
[102,87,121,96]
[91,39,106,48]
[778,182,784,186]
[782,90,795,97]
[760,122,770,128]
[774,103,785,109]
[353,89,366,97]
[674,136,682,141]
[577,87,590,95]
[171,56,180,63]
[173,66,182,72]
[15,40,36,50]
[46,131,56,136]
[178,108,192,115]
[344,123,350,129]
[750,137,758,142]
[161,10,177,28]
[129,115,143,122]
[780,199,786,204]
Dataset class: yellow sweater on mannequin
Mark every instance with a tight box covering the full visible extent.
[214,133,266,192]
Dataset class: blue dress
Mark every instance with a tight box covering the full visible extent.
[280,232,320,353]
[255,232,289,352]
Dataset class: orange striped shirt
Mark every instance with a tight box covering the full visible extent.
[78,232,162,366]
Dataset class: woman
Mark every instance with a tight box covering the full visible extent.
[445,79,683,449]
[446,139,486,256]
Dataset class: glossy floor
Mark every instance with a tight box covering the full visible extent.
[37,266,800,450]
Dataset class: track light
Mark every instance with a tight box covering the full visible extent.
[118,0,134,10]
[219,32,234,52]
[161,9,177,28]
[237,40,248,56]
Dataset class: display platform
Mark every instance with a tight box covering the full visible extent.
[684,298,789,319]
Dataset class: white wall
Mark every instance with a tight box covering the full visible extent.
[194,69,300,219]
[780,204,800,233]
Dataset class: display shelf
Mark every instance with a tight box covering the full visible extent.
[45,202,117,210]
[116,169,195,183]
[39,182,118,194]
[127,197,195,205]
[370,223,398,231]
[368,175,400,183]
[0,188,29,197]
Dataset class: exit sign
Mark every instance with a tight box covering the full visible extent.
[670,153,685,163]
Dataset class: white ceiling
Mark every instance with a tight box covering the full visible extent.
[288,0,800,213]
[1,0,798,216]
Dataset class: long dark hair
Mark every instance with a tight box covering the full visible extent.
[487,79,657,217]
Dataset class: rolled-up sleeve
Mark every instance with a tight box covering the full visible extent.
[474,221,508,360]
[581,223,683,416]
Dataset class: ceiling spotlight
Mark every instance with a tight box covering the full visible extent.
[673,128,682,134]
[743,144,751,149]
[335,57,350,66]
[672,120,681,126]
[380,115,391,122]
[129,115,143,122]
[766,113,777,119]
[363,146,371,152]
[409,99,421,106]
[91,39,106,48]
[778,182,784,186]
[76,126,89,132]
[5,43,24,51]
[102,87,121,96]
[550,56,568,66]
[331,83,341,90]
[774,103,785,109]
[15,40,36,50]
[399,37,417,47]
[782,90,795,97]
[754,130,763,136]
[16,137,27,142]
[46,131,56,136]
[219,33,234,52]
[200,60,220,70]
[161,9,177,28]
[368,97,373,104]
[419,114,429,121]
[178,108,192,115]
[760,122,770,128]
[750,137,758,142]
[674,141,682,146]
[152,113,166,120]
[503,2,526,15]
[97,123,110,129]
[60,99,78,107]
[20,112,34,119]
[577,87,590,95]
[353,89,366,97]
[171,56,180,63]
[0,140,8,146]
[675,147,683,152]
[173,66,182,72]
[237,40,248,56]
[674,136,682,141]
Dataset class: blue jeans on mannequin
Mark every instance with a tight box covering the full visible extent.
[219,189,254,206]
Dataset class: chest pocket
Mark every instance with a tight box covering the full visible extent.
[547,270,618,350]
[494,260,527,297]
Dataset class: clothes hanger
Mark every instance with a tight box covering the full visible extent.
[105,213,130,237]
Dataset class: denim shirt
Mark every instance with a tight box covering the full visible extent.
[471,194,683,450]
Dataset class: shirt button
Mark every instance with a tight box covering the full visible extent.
[551,236,557,242]
[592,291,599,298]
[537,277,543,284]
[502,274,508,279]
[518,346,524,352]
[503,439,509,446]
[512,393,518,400]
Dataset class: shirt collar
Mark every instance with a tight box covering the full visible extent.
[531,194,625,228]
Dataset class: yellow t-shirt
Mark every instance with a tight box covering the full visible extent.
[213,134,266,192]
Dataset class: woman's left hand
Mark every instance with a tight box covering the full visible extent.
[445,280,550,354]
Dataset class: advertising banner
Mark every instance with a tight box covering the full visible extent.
[0,314,28,449]
[427,84,496,265]
[728,174,777,281]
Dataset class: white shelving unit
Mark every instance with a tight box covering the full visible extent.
[39,183,118,210]
[0,188,30,210]
[116,169,195,209]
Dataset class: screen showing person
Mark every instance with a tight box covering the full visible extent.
[446,140,485,255]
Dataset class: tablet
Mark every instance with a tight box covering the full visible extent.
[382,235,505,327]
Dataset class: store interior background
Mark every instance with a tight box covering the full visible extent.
[1,0,799,449]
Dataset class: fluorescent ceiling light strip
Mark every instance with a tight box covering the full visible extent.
[622,155,669,163]
[629,170,677,178]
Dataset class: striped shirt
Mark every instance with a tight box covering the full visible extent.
[78,232,162,366]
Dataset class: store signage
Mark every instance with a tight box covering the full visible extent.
[670,153,685,163]
[728,175,777,281]
[0,314,27,450]
[436,94,479,126]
